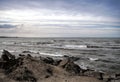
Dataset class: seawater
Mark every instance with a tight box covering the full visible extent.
[0,37,120,73]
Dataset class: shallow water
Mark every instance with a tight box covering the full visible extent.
[0,37,120,73]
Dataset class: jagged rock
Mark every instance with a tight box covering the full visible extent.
[1,50,15,61]
[59,58,81,75]
[41,57,54,65]
[0,50,17,70]
[39,56,62,66]
[64,61,81,75]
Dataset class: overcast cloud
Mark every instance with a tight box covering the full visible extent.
[0,0,120,37]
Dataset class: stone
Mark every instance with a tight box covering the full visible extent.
[1,50,15,61]
[59,58,81,75]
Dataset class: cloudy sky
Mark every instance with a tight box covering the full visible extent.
[0,0,120,37]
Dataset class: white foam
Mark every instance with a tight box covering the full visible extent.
[64,45,87,49]
[39,52,63,57]
[2,42,15,45]
[89,58,99,61]
[79,62,87,70]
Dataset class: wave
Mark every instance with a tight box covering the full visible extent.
[64,45,87,49]
[39,52,63,57]
[79,62,88,70]
[88,57,99,61]
[2,42,15,45]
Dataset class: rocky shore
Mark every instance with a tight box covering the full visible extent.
[0,50,119,82]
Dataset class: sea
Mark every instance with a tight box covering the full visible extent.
[0,37,120,73]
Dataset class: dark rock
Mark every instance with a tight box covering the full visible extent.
[41,57,54,65]
[27,54,32,57]
[59,58,81,75]
[22,51,31,53]
[19,54,25,57]
[58,59,69,68]
[90,72,104,80]
[69,56,80,61]
[63,56,80,62]
[0,50,17,70]
[64,61,81,75]
[115,73,120,78]
[1,50,15,61]
[63,55,69,58]
[1,53,9,61]
[53,59,62,66]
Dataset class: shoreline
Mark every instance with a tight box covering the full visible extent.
[0,50,120,82]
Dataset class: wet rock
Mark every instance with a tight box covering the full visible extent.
[22,51,31,53]
[63,55,80,61]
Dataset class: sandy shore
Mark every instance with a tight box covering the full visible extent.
[0,50,119,82]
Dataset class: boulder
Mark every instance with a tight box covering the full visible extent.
[1,50,15,61]
[40,57,54,65]
[22,51,31,53]
[59,58,81,75]
[63,55,80,61]
[64,61,81,75]
[0,50,17,70]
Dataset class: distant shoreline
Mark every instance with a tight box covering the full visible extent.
[0,36,120,39]
[0,36,18,38]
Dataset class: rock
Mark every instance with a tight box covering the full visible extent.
[63,55,80,61]
[64,61,81,75]
[115,73,120,78]
[0,50,105,82]
[58,58,69,68]
[63,55,69,58]
[90,71,104,80]
[9,67,37,82]
[59,58,81,75]
[0,50,17,70]
[1,50,15,61]
[1,53,9,61]
[19,54,25,57]
[41,57,54,65]
[22,51,31,53]
[53,59,62,66]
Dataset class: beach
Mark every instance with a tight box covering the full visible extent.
[0,38,120,82]
[0,50,115,82]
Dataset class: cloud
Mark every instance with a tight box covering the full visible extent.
[0,24,17,28]
[0,0,119,18]
[0,0,119,37]
[0,23,119,37]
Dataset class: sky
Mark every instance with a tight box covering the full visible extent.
[0,0,120,37]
